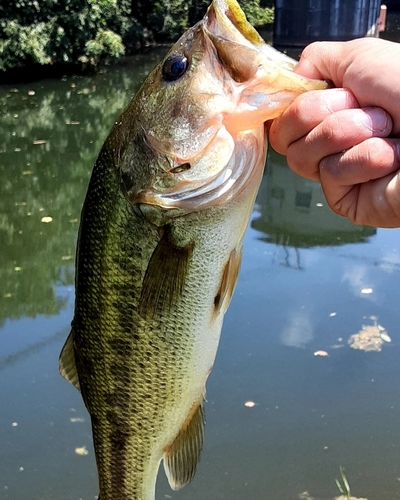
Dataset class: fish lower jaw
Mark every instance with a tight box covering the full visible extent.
[135,173,236,212]
[135,133,266,214]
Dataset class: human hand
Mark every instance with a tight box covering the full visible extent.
[269,38,400,228]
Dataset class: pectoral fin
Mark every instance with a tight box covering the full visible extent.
[139,226,193,319]
[59,329,80,391]
[163,399,205,490]
[213,247,242,320]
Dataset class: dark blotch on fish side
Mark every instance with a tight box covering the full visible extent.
[109,427,129,497]
[108,337,133,357]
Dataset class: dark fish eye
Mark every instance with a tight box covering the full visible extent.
[162,54,189,82]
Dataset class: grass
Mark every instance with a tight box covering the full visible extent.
[335,466,352,500]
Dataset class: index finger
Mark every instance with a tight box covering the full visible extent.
[294,41,350,84]
[269,88,358,155]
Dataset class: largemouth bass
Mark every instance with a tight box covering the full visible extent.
[59,0,327,498]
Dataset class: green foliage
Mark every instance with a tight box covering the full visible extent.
[82,30,125,65]
[0,20,52,71]
[0,0,274,75]
[335,467,352,500]
[0,0,145,71]
[241,0,274,25]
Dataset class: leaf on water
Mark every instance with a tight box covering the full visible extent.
[74,446,89,456]
[314,350,329,357]
[380,332,391,343]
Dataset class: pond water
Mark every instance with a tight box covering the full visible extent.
[2,22,400,500]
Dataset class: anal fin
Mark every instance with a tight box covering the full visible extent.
[163,399,205,490]
[59,329,80,391]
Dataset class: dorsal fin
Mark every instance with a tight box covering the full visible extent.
[59,329,80,391]
[163,399,205,490]
[139,226,194,319]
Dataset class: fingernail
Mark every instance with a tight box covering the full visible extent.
[327,89,358,112]
[362,107,390,133]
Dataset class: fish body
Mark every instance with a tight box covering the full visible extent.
[59,1,327,499]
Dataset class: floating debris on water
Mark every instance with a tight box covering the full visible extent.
[360,287,373,295]
[314,350,329,357]
[61,255,74,261]
[41,216,53,223]
[75,446,89,456]
[348,316,389,352]
[244,401,256,408]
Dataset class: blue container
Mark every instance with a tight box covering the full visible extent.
[273,0,382,49]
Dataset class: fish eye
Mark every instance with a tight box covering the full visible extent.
[162,54,189,82]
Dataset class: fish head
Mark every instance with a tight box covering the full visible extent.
[116,0,327,220]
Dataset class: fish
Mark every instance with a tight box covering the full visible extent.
[59,0,327,498]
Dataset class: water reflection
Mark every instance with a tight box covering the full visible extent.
[0,51,165,325]
[253,149,376,250]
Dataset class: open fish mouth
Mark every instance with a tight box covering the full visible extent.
[134,0,327,213]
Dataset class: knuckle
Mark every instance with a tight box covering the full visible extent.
[286,142,317,178]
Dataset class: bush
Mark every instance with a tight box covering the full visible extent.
[0,0,274,72]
